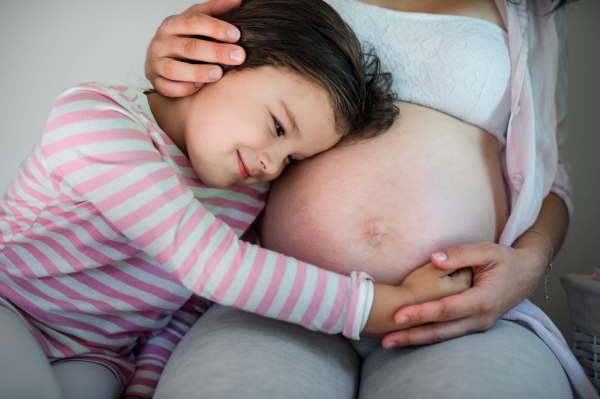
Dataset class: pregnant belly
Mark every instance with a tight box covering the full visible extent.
[258,102,509,285]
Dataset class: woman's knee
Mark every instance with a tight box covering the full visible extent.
[155,304,360,399]
[358,320,572,399]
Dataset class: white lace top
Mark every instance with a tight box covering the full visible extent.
[326,0,511,145]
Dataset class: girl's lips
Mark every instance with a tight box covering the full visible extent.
[237,151,250,179]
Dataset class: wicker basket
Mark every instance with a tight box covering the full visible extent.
[561,273,600,396]
[572,325,600,394]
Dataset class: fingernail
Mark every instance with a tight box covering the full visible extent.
[227,27,240,41]
[230,49,244,62]
[209,68,222,80]
[396,316,409,324]
[433,251,448,262]
[385,342,397,349]
[195,82,204,88]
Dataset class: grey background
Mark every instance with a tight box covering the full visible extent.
[0,1,598,346]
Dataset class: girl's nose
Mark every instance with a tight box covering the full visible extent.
[258,151,285,176]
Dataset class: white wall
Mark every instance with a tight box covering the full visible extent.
[0,0,599,345]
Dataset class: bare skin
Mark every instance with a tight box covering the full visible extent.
[142,0,570,353]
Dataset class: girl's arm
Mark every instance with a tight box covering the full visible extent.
[124,296,211,399]
[46,84,465,342]
[42,84,368,339]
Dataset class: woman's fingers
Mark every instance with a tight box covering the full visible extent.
[153,57,223,84]
[160,12,241,44]
[156,34,244,64]
[393,283,495,327]
[145,0,246,96]
[152,76,202,98]
[185,0,242,19]
[382,316,484,348]
[431,241,501,270]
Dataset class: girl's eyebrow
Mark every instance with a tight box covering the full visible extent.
[280,100,300,138]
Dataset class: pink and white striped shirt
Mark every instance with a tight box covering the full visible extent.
[0,83,373,398]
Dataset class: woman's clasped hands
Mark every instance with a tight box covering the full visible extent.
[381,239,549,349]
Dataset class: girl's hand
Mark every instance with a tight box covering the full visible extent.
[145,0,246,97]
[400,262,473,306]
[382,241,547,348]
[362,263,472,336]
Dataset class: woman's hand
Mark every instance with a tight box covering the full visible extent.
[381,241,547,348]
[381,192,569,348]
[145,0,246,97]
[362,263,472,336]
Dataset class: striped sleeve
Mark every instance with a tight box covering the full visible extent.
[550,7,574,218]
[124,296,210,399]
[41,86,373,340]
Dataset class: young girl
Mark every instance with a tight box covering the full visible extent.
[0,0,471,398]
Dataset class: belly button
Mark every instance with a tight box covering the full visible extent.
[361,218,389,246]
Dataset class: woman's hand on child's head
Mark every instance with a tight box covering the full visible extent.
[382,241,542,348]
[146,0,246,98]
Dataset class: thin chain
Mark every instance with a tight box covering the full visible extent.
[526,230,553,299]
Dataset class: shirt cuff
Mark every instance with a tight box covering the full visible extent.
[343,271,374,340]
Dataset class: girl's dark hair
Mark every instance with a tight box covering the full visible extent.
[213,0,399,144]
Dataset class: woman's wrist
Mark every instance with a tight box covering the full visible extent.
[511,232,550,278]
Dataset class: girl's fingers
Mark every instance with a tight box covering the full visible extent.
[161,11,241,43]
[451,267,473,288]
[154,57,223,84]
[382,316,483,348]
[152,76,201,98]
[394,284,493,326]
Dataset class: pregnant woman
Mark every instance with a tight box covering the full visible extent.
[143,0,596,398]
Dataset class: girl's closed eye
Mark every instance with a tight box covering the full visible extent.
[273,117,298,165]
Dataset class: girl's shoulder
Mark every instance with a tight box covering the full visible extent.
[54,83,152,126]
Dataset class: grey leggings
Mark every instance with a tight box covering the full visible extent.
[155,304,573,399]
[0,304,574,399]
[0,306,121,399]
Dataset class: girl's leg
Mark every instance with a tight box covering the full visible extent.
[0,306,63,399]
[154,304,360,399]
[356,320,573,399]
[52,361,122,399]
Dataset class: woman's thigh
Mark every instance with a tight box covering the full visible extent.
[52,361,122,399]
[0,306,121,399]
[0,306,64,399]
[155,304,360,399]
[358,320,573,399]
